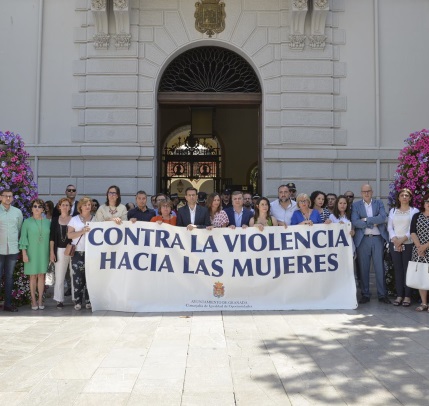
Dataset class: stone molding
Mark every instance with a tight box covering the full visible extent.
[309,0,330,49]
[113,0,131,49]
[91,0,132,50]
[91,0,110,49]
[289,0,308,50]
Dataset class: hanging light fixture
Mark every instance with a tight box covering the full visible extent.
[177,180,184,193]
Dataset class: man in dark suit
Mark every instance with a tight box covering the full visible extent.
[225,191,253,229]
[351,184,390,304]
[177,187,211,229]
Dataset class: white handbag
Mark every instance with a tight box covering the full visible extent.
[406,259,429,290]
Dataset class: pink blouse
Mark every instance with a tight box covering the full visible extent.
[211,210,229,228]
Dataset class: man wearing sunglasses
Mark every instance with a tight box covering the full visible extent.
[0,189,23,312]
[53,184,79,218]
[65,185,79,216]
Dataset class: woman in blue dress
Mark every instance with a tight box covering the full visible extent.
[290,193,322,226]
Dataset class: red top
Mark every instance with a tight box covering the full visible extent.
[150,215,177,226]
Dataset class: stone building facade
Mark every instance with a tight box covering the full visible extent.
[1,0,428,203]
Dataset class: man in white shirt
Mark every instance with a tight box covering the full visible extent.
[177,187,210,229]
[270,184,297,226]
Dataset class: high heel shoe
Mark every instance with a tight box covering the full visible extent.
[38,304,45,310]
[31,305,38,310]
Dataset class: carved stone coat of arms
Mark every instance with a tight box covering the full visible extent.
[195,0,226,38]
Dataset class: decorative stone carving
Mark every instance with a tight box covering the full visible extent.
[289,34,306,50]
[114,33,132,49]
[309,34,327,49]
[91,0,105,11]
[293,0,307,10]
[113,0,131,49]
[315,0,329,9]
[113,0,128,9]
[93,33,110,50]
[309,0,330,50]
[289,0,308,50]
[91,0,109,49]
[194,0,226,38]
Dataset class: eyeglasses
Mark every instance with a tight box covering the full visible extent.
[345,195,354,198]
[400,194,410,197]
[67,189,76,192]
[33,205,44,209]
[108,192,118,195]
[425,200,429,203]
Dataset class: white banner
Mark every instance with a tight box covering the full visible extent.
[85,222,357,312]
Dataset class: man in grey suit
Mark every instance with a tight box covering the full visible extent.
[177,187,211,229]
[351,184,391,304]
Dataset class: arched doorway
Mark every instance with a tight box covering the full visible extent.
[157,46,262,197]
[162,125,223,194]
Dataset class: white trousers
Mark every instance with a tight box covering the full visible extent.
[53,248,70,303]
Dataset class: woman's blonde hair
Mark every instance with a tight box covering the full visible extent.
[77,196,92,214]
[296,193,310,207]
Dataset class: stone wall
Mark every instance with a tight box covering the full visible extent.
[2,0,429,203]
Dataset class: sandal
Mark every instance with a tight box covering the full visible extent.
[402,298,411,307]
[415,304,428,312]
[393,297,403,306]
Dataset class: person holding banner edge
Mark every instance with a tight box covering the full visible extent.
[250,197,279,231]
[290,193,322,226]
[95,185,127,224]
[177,187,211,230]
[225,191,253,229]
[68,197,93,310]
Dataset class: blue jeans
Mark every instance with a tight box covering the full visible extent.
[0,253,19,307]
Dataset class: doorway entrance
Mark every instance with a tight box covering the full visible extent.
[157,46,262,197]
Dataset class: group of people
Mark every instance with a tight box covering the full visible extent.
[1,181,429,312]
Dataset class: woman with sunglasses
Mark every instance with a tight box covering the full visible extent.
[388,188,419,307]
[19,199,51,310]
[410,192,429,312]
[95,185,127,224]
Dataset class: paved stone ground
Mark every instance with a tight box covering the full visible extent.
[1,289,429,405]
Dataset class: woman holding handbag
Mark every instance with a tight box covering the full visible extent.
[410,192,429,312]
[388,188,419,307]
[68,197,93,310]
[49,198,72,309]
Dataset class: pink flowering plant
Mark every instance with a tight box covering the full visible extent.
[389,129,429,209]
[1,131,38,306]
